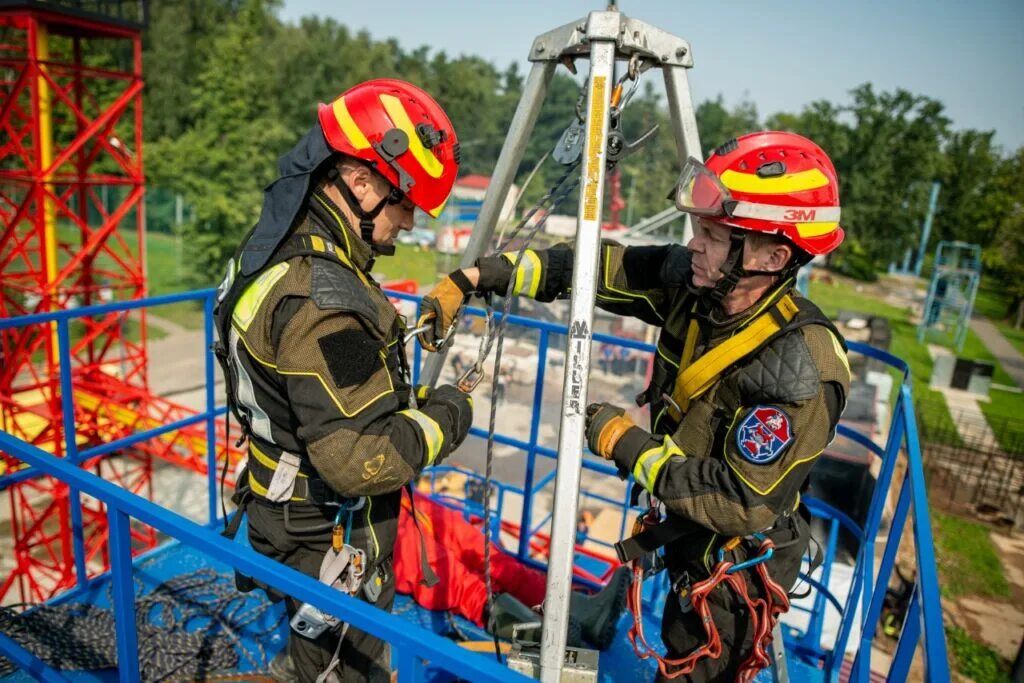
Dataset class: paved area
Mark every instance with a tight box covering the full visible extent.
[971,315,1024,388]
[927,344,1000,447]
[946,533,1024,662]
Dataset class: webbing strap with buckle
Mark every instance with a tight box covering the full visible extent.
[614,514,698,564]
[666,293,799,421]
[246,440,348,507]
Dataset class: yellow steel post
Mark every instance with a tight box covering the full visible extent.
[35,22,60,371]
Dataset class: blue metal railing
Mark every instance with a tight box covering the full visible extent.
[0,288,950,681]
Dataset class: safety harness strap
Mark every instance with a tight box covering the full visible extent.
[666,293,799,420]
[627,534,791,680]
[614,514,698,564]
[405,485,440,587]
[246,440,354,507]
[215,229,372,438]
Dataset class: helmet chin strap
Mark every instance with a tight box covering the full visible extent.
[686,232,748,308]
[688,231,800,311]
[326,166,403,257]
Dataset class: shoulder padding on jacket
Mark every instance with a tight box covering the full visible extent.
[310,259,377,324]
[733,328,820,405]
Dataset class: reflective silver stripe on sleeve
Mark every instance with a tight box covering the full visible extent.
[398,409,445,466]
[632,435,684,494]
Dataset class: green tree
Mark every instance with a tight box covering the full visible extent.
[147,0,289,286]
[695,95,760,157]
[981,148,1024,326]
[839,85,950,269]
[933,130,999,247]
[143,0,243,140]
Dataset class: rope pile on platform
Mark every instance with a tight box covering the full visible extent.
[0,569,280,680]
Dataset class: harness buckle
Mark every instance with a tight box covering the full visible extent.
[672,572,694,613]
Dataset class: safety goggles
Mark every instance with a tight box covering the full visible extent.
[671,157,841,224]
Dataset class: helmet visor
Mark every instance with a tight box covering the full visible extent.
[672,157,731,216]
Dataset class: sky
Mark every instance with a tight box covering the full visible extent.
[279,1,1024,151]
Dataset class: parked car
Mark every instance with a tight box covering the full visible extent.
[398,227,436,248]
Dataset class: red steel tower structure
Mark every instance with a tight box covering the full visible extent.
[0,1,230,603]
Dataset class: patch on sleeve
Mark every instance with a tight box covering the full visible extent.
[318,329,384,388]
[735,406,793,465]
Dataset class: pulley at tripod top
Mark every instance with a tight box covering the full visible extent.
[553,119,586,166]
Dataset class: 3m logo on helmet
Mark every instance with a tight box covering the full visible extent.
[783,208,817,221]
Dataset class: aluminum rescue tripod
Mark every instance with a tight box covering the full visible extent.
[421,6,706,681]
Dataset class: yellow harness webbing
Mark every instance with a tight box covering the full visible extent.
[667,294,799,420]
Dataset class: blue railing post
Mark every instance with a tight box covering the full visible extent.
[901,384,950,681]
[0,631,67,681]
[411,299,423,386]
[107,507,141,682]
[204,292,219,525]
[518,329,548,560]
[853,465,912,682]
[805,515,839,652]
[888,587,923,682]
[832,393,908,672]
[57,319,88,588]
[397,644,426,682]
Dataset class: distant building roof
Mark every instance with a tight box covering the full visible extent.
[456,174,491,190]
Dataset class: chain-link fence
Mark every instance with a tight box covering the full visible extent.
[919,398,1024,528]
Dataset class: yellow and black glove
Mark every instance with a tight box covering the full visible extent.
[585,402,636,460]
[426,384,474,450]
[416,270,474,352]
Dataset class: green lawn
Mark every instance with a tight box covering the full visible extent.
[946,625,1012,683]
[808,279,962,442]
[140,228,206,330]
[371,246,447,288]
[932,511,1010,600]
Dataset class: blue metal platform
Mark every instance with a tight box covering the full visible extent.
[0,289,950,682]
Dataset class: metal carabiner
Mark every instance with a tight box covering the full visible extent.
[722,533,776,574]
[403,323,431,344]
[405,309,462,352]
[457,361,486,393]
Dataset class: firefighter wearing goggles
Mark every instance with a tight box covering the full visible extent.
[420,131,850,681]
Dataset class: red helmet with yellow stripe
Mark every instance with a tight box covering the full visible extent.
[673,131,843,256]
[318,79,459,218]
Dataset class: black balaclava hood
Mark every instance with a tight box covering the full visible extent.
[240,125,334,277]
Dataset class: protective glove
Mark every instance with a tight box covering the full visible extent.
[416,271,474,352]
[413,384,433,404]
[426,384,474,450]
[585,402,635,460]
[475,255,515,295]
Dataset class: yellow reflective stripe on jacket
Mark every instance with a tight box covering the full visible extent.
[232,262,290,332]
[633,435,684,494]
[669,294,799,417]
[399,409,445,466]
[829,330,851,379]
[247,469,305,502]
[502,250,542,298]
[250,441,308,479]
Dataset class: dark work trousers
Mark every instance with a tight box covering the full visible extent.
[247,500,395,683]
[656,517,807,682]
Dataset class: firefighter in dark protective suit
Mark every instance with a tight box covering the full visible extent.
[215,80,471,683]
[418,132,851,681]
